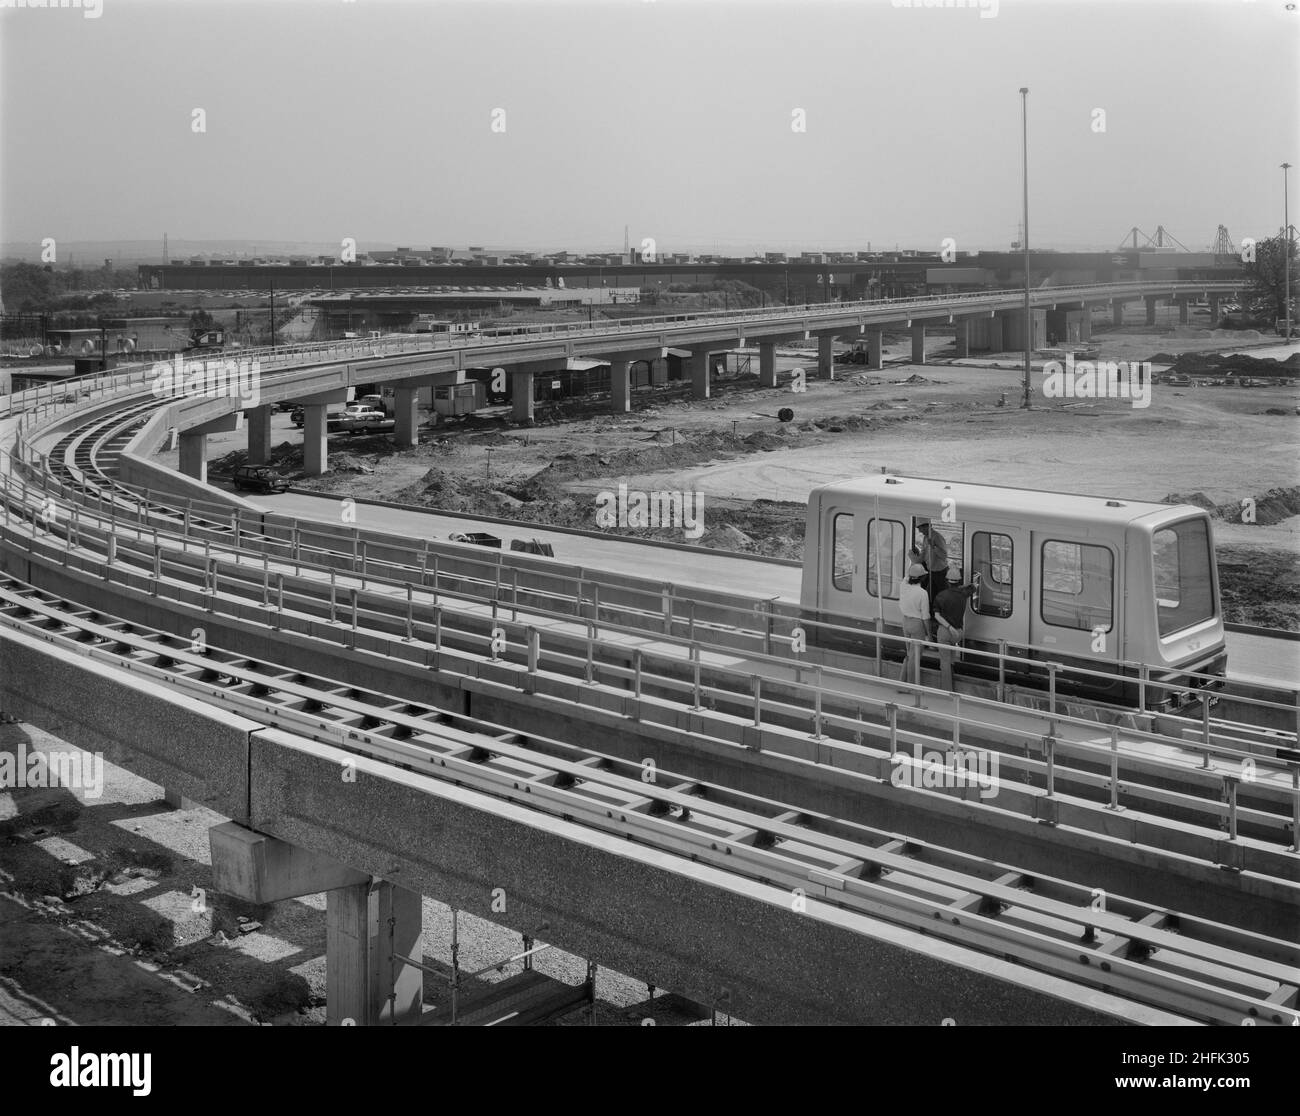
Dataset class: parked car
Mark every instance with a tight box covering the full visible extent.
[342,408,391,432]
[326,410,349,432]
[290,406,305,427]
[232,465,289,494]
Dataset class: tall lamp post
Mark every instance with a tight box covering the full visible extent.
[1283,162,1293,341]
[1019,87,1031,408]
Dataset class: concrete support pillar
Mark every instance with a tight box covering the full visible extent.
[1144,296,1158,326]
[910,323,926,365]
[246,405,272,466]
[511,369,534,422]
[1112,299,1125,327]
[650,357,668,386]
[758,342,777,388]
[610,359,632,412]
[953,319,970,358]
[1079,310,1092,342]
[1177,299,1190,324]
[689,351,711,399]
[817,333,835,380]
[326,880,423,1026]
[394,387,419,448]
[987,313,1005,352]
[178,431,206,483]
[867,329,884,370]
[1208,295,1220,320]
[303,403,328,477]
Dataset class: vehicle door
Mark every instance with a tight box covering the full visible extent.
[964,525,1029,667]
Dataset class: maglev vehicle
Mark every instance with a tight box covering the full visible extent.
[799,475,1226,710]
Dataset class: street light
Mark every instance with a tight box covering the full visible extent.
[1283,162,1293,341]
[1019,87,1031,409]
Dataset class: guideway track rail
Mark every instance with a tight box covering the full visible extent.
[0,575,1295,1028]
[4,460,1299,865]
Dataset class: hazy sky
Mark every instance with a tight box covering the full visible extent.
[1,0,1296,255]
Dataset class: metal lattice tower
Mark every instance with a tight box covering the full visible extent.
[1212,225,1235,255]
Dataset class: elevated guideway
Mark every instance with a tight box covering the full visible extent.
[3,285,1296,1027]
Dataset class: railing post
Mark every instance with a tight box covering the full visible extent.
[633,649,643,706]
[1108,726,1121,810]
[585,622,595,685]
[330,569,337,624]
[405,584,414,641]
[274,573,284,628]
[1225,775,1239,842]
[1201,690,1212,766]
[1047,662,1059,734]
[752,674,762,727]
[662,584,672,634]
[887,703,898,756]
[527,628,540,674]
[1043,735,1056,797]
[997,639,1007,702]
[105,533,116,575]
[811,686,824,741]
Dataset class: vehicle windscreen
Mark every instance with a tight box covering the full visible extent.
[1152,517,1216,637]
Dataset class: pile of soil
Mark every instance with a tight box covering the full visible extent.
[1151,352,1300,377]
[1164,486,1300,525]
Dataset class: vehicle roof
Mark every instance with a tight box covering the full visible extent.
[812,474,1204,528]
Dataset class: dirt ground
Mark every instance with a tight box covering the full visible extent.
[197,318,1300,630]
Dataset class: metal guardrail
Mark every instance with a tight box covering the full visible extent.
[0,279,1251,419]
[3,462,1298,857]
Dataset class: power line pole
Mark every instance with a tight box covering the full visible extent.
[1284,162,1293,340]
[1020,87,1032,409]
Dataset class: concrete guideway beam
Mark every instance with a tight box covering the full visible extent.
[245,731,1153,1026]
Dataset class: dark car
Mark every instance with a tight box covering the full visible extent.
[290,406,305,427]
[232,465,290,494]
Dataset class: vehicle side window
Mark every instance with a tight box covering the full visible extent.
[1041,540,1113,632]
[971,531,1013,617]
[831,513,854,592]
[866,519,905,599]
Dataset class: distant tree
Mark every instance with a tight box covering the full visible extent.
[1241,233,1298,325]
